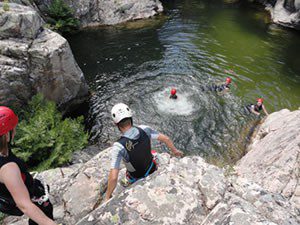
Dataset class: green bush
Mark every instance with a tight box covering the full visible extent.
[47,0,80,33]
[12,94,88,171]
[2,0,10,12]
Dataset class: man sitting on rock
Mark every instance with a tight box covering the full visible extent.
[105,103,183,201]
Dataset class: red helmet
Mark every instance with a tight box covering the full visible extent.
[257,98,264,103]
[226,77,232,84]
[0,106,18,136]
[171,88,177,96]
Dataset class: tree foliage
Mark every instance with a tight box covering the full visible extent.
[12,94,88,171]
[47,0,80,33]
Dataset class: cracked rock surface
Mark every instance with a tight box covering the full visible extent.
[236,109,300,208]
[4,108,300,224]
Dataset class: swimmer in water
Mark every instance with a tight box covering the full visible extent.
[170,88,178,99]
[245,98,269,116]
[202,76,235,93]
[214,77,232,93]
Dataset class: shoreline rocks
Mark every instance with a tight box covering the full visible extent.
[22,0,163,28]
[254,0,300,29]
[236,109,300,208]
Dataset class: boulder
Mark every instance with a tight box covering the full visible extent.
[28,28,88,111]
[236,109,300,207]
[0,3,89,113]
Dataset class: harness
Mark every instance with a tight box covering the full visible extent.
[126,159,157,183]
[118,127,154,179]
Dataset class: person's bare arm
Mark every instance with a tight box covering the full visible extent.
[105,168,119,201]
[157,134,183,157]
[262,105,269,116]
[1,163,56,225]
[250,107,260,116]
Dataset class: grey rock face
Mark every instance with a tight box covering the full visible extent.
[33,0,163,27]
[236,109,300,208]
[28,28,88,111]
[5,148,300,224]
[3,109,300,224]
[0,3,88,112]
[0,3,43,39]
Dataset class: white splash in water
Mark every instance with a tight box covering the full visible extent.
[154,89,195,116]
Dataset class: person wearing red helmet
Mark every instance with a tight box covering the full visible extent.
[0,107,57,225]
[170,88,178,99]
[217,77,232,92]
[246,98,269,116]
[207,77,234,93]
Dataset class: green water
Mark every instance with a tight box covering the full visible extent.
[67,0,300,160]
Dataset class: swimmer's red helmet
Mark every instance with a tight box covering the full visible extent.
[257,98,264,103]
[171,88,177,96]
[226,77,232,84]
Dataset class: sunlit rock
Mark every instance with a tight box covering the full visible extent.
[0,3,89,113]
[32,0,164,28]
[236,109,300,208]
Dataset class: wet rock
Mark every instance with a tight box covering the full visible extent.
[236,109,300,207]
[0,3,88,113]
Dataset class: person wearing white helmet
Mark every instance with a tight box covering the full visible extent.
[105,103,183,201]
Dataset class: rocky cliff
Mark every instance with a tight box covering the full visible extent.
[0,3,89,113]
[3,109,300,224]
[25,0,163,28]
[236,109,300,208]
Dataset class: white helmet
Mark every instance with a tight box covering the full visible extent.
[111,103,133,124]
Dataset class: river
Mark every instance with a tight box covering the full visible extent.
[67,0,300,163]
